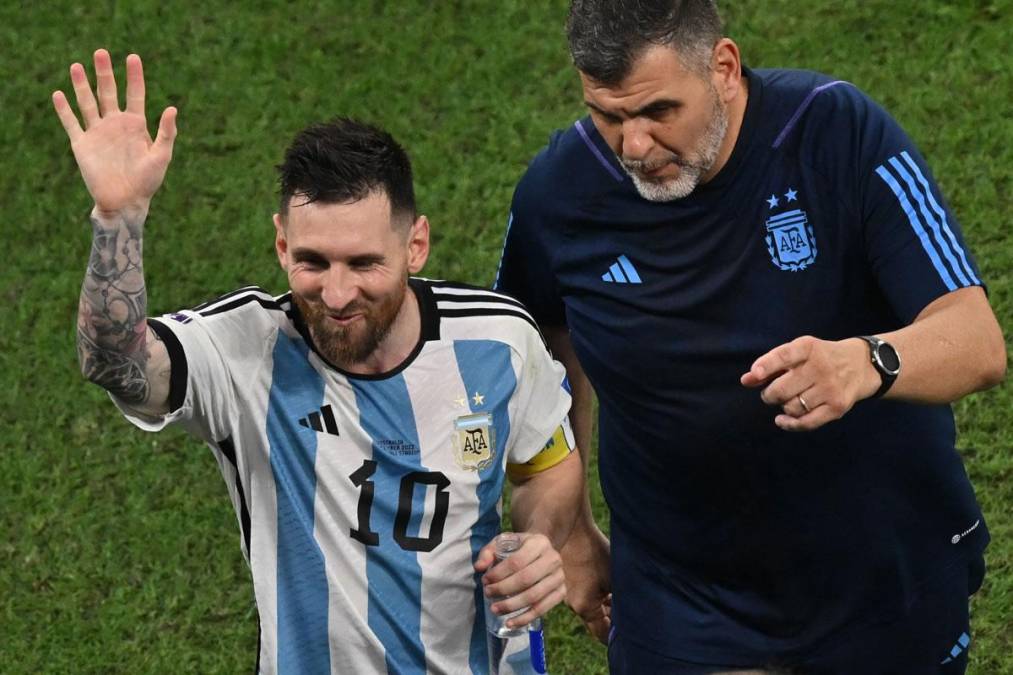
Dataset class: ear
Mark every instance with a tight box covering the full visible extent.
[406,215,430,274]
[273,213,289,271]
[710,38,742,104]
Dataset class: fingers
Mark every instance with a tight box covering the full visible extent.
[775,405,838,432]
[482,533,564,628]
[51,90,83,142]
[69,62,100,128]
[483,534,559,591]
[93,48,120,116]
[473,542,497,573]
[492,570,567,628]
[124,53,145,115]
[741,336,815,388]
[759,369,814,407]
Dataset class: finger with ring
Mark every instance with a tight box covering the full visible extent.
[798,393,811,414]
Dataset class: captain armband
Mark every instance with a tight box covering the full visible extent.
[506,417,576,480]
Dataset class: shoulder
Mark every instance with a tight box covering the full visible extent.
[156,285,294,341]
[758,68,896,153]
[420,279,545,349]
[514,118,623,216]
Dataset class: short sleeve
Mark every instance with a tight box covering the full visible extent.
[858,98,984,323]
[505,325,572,465]
[111,310,241,444]
[493,181,567,327]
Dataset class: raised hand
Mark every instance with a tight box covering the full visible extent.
[52,49,177,217]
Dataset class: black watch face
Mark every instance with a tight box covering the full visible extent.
[877,343,901,374]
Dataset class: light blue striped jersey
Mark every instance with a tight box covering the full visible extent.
[115,278,572,674]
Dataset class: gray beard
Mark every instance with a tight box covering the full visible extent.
[621,92,730,202]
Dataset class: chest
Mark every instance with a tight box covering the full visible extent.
[553,163,874,389]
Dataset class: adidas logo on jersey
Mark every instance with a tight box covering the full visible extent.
[602,255,642,284]
[298,404,340,436]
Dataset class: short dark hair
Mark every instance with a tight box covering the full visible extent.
[277,117,416,226]
[567,0,723,85]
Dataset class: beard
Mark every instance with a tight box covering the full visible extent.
[620,87,730,202]
[294,277,408,368]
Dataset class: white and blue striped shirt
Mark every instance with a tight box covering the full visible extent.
[116,278,572,674]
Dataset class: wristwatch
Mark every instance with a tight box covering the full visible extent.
[857,335,901,399]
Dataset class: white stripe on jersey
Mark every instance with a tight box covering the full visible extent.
[435,301,536,324]
[403,347,490,674]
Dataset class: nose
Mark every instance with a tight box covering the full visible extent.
[320,266,359,311]
[621,117,654,162]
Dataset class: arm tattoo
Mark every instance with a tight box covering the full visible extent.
[77,213,152,403]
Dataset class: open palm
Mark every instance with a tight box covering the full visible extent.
[53,49,176,216]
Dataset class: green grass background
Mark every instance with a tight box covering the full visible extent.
[1,1,1010,672]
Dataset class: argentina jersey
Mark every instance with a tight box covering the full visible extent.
[112,279,572,674]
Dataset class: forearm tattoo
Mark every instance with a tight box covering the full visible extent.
[77,213,151,403]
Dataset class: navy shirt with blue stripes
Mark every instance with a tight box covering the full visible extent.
[495,68,988,662]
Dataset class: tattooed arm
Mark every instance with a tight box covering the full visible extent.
[53,49,178,415]
[76,209,171,413]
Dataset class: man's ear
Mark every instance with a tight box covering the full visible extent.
[710,38,742,104]
[406,215,430,274]
[273,213,289,271]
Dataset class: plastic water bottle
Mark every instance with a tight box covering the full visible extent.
[485,533,548,674]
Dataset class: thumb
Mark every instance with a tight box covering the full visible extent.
[153,106,178,157]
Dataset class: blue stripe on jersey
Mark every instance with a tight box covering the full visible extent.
[887,156,971,287]
[266,332,330,674]
[351,376,427,674]
[874,164,958,291]
[453,340,517,675]
[900,151,980,285]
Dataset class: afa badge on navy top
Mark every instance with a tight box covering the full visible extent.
[764,188,817,271]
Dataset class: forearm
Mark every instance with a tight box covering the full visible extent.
[510,453,583,551]
[544,326,596,525]
[77,207,151,403]
[878,287,1006,403]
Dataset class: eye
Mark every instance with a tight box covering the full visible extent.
[349,257,383,271]
[592,109,622,125]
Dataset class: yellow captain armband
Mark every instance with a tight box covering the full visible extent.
[506,418,576,480]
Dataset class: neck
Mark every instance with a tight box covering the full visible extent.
[701,73,749,184]
[345,285,421,375]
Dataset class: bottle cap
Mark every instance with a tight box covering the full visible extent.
[494,532,522,559]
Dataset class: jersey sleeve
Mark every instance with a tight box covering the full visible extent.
[110,309,250,445]
[505,325,573,468]
[493,174,567,327]
[856,96,984,323]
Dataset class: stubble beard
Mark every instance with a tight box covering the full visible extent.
[621,88,730,202]
[294,277,408,369]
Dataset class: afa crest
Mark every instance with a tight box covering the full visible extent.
[452,412,496,471]
[765,209,817,271]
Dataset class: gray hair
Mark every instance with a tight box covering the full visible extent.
[567,0,724,85]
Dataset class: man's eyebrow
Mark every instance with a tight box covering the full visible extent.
[291,248,327,262]
[348,254,385,266]
[584,98,683,119]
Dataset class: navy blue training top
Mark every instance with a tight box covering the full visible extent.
[495,68,988,663]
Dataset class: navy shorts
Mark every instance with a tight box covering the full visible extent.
[608,556,984,675]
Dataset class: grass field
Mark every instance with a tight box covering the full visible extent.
[1,1,1010,673]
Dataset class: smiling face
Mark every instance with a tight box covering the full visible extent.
[274,190,429,371]
[581,41,744,201]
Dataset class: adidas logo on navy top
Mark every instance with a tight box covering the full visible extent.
[298,404,340,436]
[602,255,642,284]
